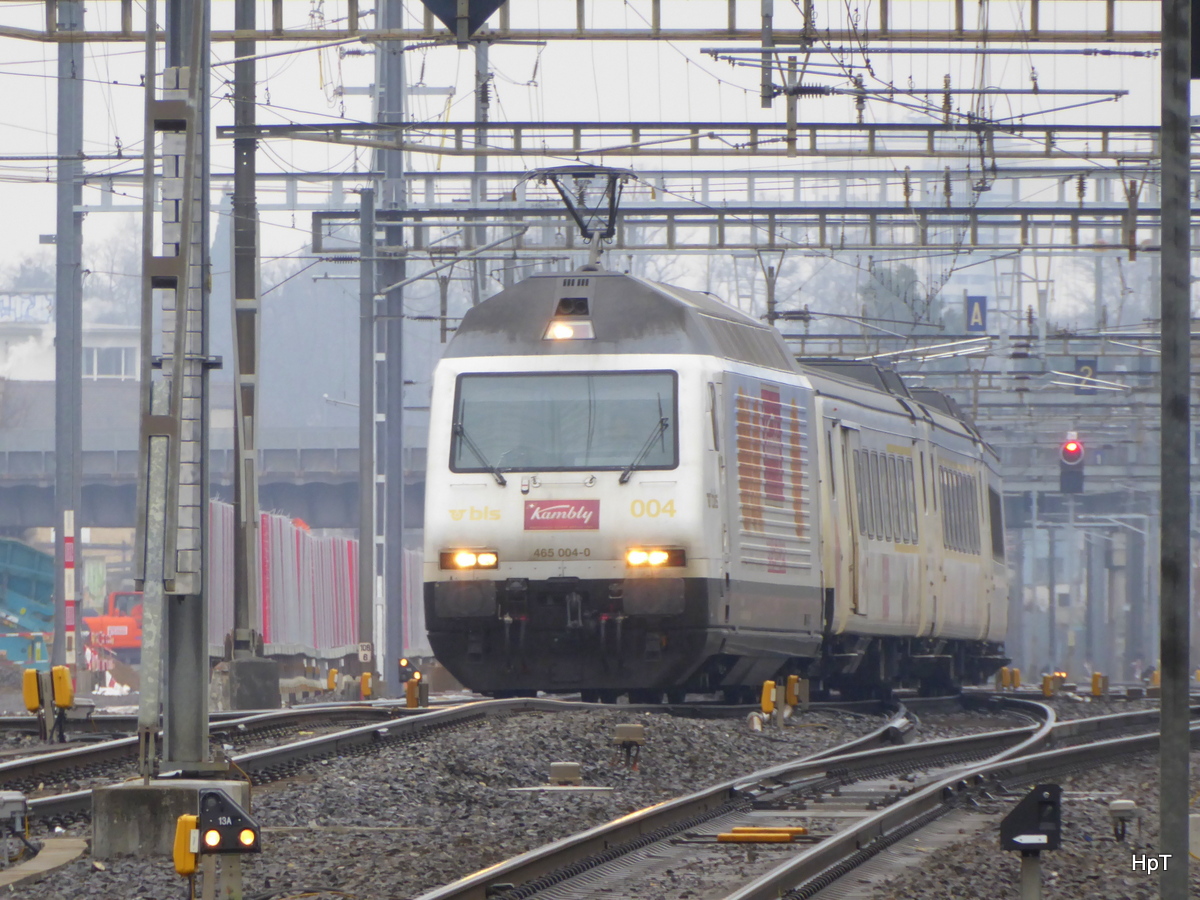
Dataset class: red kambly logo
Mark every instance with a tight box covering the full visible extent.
[524,499,600,530]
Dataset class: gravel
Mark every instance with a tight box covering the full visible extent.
[21,706,884,900]
[866,751,1200,899]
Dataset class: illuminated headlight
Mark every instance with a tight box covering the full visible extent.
[625,547,686,567]
[543,319,596,340]
[440,550,500,569]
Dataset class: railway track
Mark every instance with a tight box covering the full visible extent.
[407,698,1198,900]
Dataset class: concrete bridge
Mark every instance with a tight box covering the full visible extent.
[0,380,425,530]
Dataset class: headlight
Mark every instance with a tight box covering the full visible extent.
[440,550,500,569]
[626,547,686,567]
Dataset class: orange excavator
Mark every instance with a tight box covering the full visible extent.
[83,591,143,664]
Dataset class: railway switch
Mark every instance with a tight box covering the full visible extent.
[198,788,261,854]
[612,723,645,769]
[549,762,583,785]
[1108,799,1141,842]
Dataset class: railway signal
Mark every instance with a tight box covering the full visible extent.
[198,788,261,855]
[1058,434,1084,494]
[1001,784,1061,900]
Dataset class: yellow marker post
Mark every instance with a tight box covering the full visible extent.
[50,665,74,710]
[359,672,372,700]
[1042,674,1054,698]
[22,669,40,713]
[760,681,776,716]
[1012,668,1022,690]
[405,677,420,708]
[785,674,800,707]
[173,814,199,876]
[326,668,338,692]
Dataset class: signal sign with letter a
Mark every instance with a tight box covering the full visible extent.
[965,295,987,333]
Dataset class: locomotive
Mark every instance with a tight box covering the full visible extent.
[423,268,1007,700]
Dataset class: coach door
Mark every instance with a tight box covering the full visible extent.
[836,422,864,625]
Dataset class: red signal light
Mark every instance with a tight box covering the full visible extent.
[1060,439,1084,465]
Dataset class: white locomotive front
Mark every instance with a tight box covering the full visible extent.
[424,267,1007,700]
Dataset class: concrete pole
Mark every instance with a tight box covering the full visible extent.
[53,0,84,671]
[1158,2,1191,894]
[760,0,774,108]
[472,40,490,305]
[162,0,212,769]
[1008,528,1024,671]
[1126,527,1145,676]
[358,188,375,681]
[230,0,260,659]
[1046,527,1056,669]
[378,0,408,695]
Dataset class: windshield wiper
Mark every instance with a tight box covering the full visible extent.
[455,423,507,486]
[619,417,669,484]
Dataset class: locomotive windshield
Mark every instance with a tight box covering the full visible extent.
[451,371,678,473]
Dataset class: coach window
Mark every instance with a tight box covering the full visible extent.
[895,458,910,543]
[906,459,919,540]
[853,450,868,536]
[708,383,720,452]
[938,468,948,549]
[960,474,970,553]
[960,475,969,554]
[871,453,887,541]
[827,431,836,496]
[867,452,880,539]
[969,475,979,554]
[989,486,1005,560]
[861,452,873,539]
[888,458,902,542]
[943,469,957,551]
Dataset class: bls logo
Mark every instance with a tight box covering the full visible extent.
[448,506,501,522]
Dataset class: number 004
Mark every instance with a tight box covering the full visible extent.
[630,499,676,518]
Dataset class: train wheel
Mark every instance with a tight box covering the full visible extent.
[580,690,600,703]
[627,689,661,704]
[665,690,686,704]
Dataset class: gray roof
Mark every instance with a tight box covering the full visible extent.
[444,268,799,373]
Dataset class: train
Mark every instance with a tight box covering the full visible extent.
[422,267,1008,700]
[83,501,361,666]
